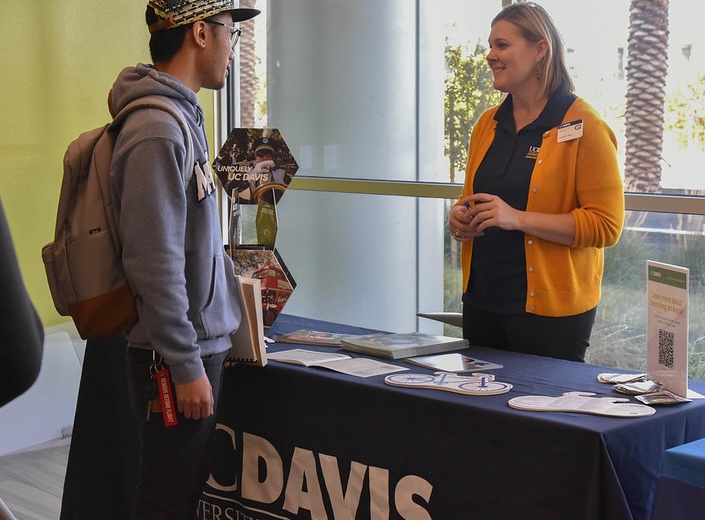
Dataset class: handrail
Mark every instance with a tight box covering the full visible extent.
[288,176,705,215]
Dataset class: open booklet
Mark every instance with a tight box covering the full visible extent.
[267,348,408,378]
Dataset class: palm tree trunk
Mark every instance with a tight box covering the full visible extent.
[624,0,669,193]
[239,0,259,127]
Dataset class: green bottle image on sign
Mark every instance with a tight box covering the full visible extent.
[256,201,278,248]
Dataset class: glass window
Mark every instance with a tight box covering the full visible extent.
[231,1,705,377]
[592,210,705,380]
[265,0,417,182]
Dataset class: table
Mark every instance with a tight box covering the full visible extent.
[200,315,705,520]
[651,438,705,520]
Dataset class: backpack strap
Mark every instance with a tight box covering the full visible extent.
[110,95,195,187]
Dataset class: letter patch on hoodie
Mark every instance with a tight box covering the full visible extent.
[195,161,216,201]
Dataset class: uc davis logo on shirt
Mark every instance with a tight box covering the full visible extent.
[525,145,540,160]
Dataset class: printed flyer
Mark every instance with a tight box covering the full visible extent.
[646,260,689,397]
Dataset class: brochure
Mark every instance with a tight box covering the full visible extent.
[340,332,469,359]
[646,260,689,397]
[228,277,267,366]
[275,329,367,347]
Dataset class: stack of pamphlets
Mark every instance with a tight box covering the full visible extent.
[275,329,366,347]
[340,332,469,360]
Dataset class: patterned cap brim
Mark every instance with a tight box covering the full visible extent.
[148,1,260,31]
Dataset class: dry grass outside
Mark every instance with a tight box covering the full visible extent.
[443,235,705,381]
[588,284,647,371]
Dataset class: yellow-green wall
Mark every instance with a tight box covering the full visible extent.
[0,1,216,328]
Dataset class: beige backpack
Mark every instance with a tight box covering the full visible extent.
[42,95,193,339]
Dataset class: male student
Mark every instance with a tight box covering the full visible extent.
[109,2,259,518]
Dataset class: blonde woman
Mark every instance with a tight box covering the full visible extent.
[448,2,624,361]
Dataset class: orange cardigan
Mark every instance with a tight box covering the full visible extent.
[455,97,625,317]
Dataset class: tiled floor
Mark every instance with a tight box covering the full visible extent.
[0,439,69,520]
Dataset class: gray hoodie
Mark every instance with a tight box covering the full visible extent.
[110,63,240,384]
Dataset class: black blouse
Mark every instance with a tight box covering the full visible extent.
[464,86,577,313]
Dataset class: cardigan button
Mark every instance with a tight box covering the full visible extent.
[528,239,533,245]
[532,187,538,193]
[528,266,535,272]
[538,159,543,165]
[530,291,535,297]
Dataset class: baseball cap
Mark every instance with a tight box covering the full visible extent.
[148,0,260,33]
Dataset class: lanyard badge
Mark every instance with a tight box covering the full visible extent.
[148,352,179,428]
[155,366,178,427]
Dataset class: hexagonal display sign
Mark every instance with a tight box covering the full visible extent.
[214,128,298,327]
[213,128,298,205]
[227,246,296,328]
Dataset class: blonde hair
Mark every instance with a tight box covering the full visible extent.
[492,2,574,97]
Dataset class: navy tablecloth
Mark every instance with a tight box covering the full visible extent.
[201,314,705,520]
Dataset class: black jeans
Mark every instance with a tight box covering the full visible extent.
[126,347,229,520]
[462,305,597,362]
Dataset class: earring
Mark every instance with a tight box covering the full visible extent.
[536,64,541,80]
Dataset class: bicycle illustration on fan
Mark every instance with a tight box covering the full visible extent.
[384,372,512,396]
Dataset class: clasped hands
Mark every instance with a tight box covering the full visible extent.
[449,193,520,242]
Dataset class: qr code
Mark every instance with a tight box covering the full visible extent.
[658,328,675,369]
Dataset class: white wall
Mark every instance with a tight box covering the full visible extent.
[0,326,84,456]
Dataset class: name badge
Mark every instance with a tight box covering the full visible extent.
[557,119,583,142]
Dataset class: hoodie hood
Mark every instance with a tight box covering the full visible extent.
[110,63,209,161]
[110,63,205,128]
